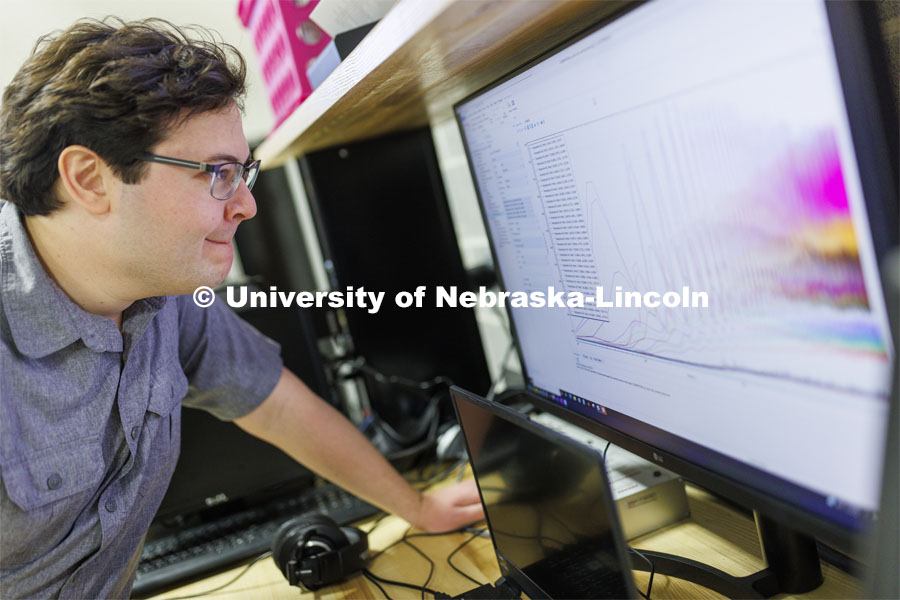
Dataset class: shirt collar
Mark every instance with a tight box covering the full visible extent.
[0,201,167,358]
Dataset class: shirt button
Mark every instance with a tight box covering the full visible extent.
[47,473,62,490]
[130,426,139,440]
[105,499,117,513]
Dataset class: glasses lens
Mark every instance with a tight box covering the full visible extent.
[211,163,241,200]
[244,161,260,191]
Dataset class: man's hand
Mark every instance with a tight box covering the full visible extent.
[413,478,485,533]
[237,369,486,535]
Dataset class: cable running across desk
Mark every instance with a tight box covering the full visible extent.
[364,525,490,599]
[446,530,489,586]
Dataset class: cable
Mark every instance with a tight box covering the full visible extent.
[629,546,655,600]
[362,569,393,599]
[370,526,472,561]
[345,360,451,470]
[446,529,486,586]
[362,569,447,599]
[162,551,272,599]
[376,394,441,447]
[365,526,485,598]
[362,463,486,599]
[603,440,612,463]
[401,537,435,600]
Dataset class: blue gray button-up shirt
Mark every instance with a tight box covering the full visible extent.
[0,201,283,598]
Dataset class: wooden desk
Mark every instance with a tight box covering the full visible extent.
[148,482,860,600]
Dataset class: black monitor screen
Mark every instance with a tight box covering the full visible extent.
[453,389,634,600]
[455,0,896,540]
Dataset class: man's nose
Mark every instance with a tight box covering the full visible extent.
[225,180,257,223]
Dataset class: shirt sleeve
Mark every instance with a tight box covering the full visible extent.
[174,294,283,420]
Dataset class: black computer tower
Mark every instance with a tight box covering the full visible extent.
[299,127,492,438]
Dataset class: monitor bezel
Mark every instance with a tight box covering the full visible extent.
[452,0,898,550]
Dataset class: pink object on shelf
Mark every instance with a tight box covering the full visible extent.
[238,0,331,129]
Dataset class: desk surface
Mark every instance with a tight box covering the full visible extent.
[149,481,860,600]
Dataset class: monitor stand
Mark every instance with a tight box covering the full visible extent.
[454,521,823,599]
[630,513,823,598]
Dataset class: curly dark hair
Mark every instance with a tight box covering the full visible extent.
[0,17,247,216]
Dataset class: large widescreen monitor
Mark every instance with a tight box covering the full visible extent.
[455,0,897,550]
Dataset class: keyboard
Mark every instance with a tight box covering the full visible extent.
[132,482,379,596]
[524,544,633,599]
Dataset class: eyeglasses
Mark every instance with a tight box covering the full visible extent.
[138,153,261,201]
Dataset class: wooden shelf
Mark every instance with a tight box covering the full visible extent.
[255,0,630,167]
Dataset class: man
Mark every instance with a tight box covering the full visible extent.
[0,18,483,597]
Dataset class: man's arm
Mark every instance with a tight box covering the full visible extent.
[234,367,484,532]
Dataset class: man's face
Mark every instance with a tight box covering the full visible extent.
[112,103,256,297]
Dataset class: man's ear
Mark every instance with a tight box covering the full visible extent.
[56,145,116,215]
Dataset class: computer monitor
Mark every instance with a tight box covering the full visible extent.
[454,0,897,555]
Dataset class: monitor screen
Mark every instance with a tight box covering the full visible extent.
[453,388,635,600]
[455,0,895,539]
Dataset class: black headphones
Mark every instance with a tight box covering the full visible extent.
[272,513,369,590]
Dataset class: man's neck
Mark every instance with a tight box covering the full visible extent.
[24,214,128,328]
